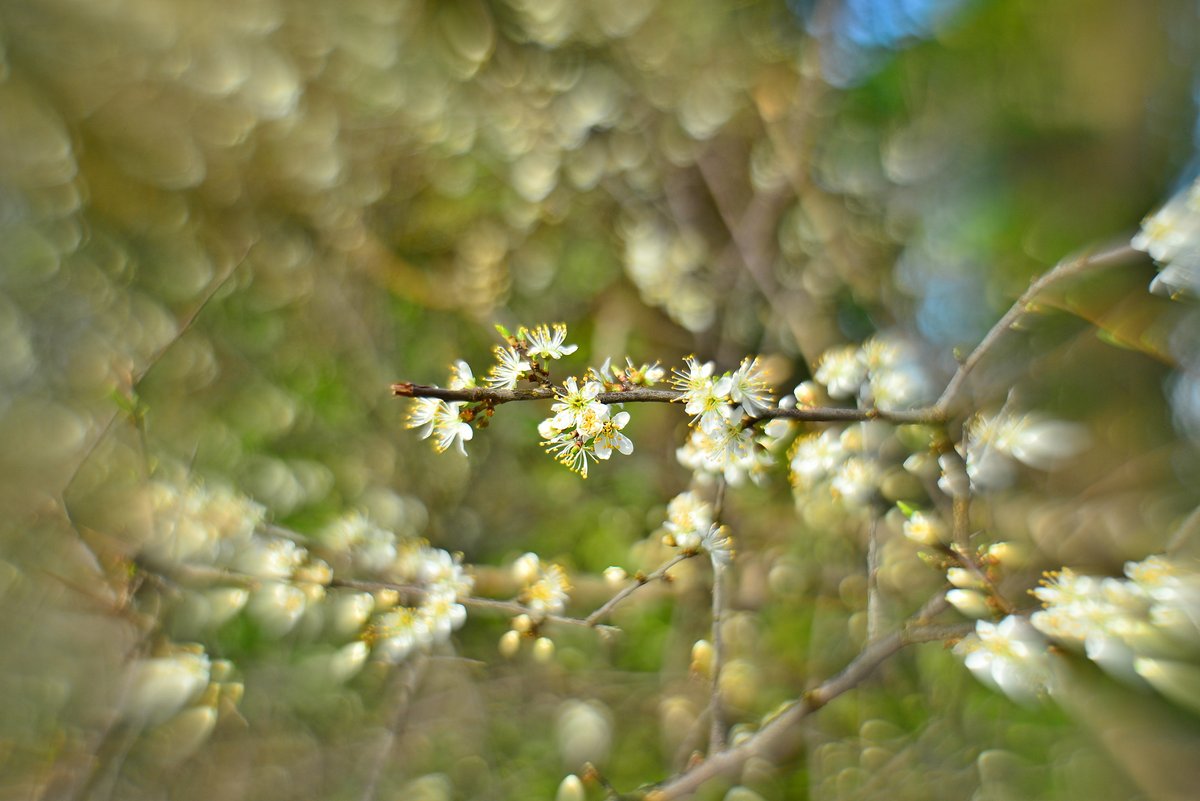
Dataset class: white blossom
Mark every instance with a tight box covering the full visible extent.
[728,356,774,416]
[955,616,1052,704]
[593,411,633,459]
[522,323,578,360]
[487,346,532,390]
[814,345,867,399]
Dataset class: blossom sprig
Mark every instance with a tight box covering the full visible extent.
[491,322,579,388]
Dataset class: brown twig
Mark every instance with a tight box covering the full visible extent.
[584,553,695,627]
[392,382,941,425]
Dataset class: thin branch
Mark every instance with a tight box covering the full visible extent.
[934,242,1143,417]
[708,562,728,754]
[643,596,965,801]
[584,553,694,627]
[708,477,729,755]
[392,382,941,425]
[359,656,427,801]
[866,513,882,642]
[135,561,621,636]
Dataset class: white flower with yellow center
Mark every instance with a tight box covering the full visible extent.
[593,411,633,459]
[955,616,1052,704]
[728,356,774,416]
[814,345,867,399]
[672,356,732,427]
[701,523,734,568]
[433,401,473,456]
[449,359,476,389]
[664,491,713,549]
[487,346,532,390]
[522,563,571,616]
[523,323,578,360]
[549,377,607,431]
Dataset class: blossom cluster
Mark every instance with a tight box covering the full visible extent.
[672,356,776,486]
[954,555,1200,713]
[1131,177,1200,296]
[118,642,244,763]
[497,553,573,661]
[406,361,478,456]
[145,480,474,686]
[321,510,473,663]
[660,491,734,568]
[539,376,633,477]
[960,410,1088,492]
[788,424,891,506]
[812,334,932,411]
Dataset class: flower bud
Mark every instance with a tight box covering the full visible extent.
[947,567,986,590]
[499,629,521,658]
[603,566,627,587]
[556,774,585,801]
[533,636,556,663]
[947,589,991,619]
[513,552,541,585]
[690,639,714,678]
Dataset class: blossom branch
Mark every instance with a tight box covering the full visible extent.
[135,560,621,636]
[392,382,941,424]
[331,577,622,636]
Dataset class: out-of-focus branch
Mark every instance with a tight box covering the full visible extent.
[584,552,695,627]
[137,560,621,637]
[708,477,729,754]
[934,242,1144,417]
[865,514,882,642]
[642,596,965,801]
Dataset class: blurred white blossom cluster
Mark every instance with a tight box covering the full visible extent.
[120,643,242,763]
[788,422,898,507]
[499,552,573,661]
[673,356,777,486]
[773,336,932,508]
[660,491,734,569]
[812,334,933,411]
[954,616,1053,705]
[955,555,1200,713]
[1132,177,1200,296]
[319,511,474,664]
[959,410,1089,492]
[143,480,475,695]
[1031,556,1200,712]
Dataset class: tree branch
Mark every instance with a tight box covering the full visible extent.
[933,242,1143,417]
[584,552,695,627]
[641,596,965,801]
[392,382,941,425]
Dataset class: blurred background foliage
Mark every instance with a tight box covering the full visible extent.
[2,0,1200,799]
